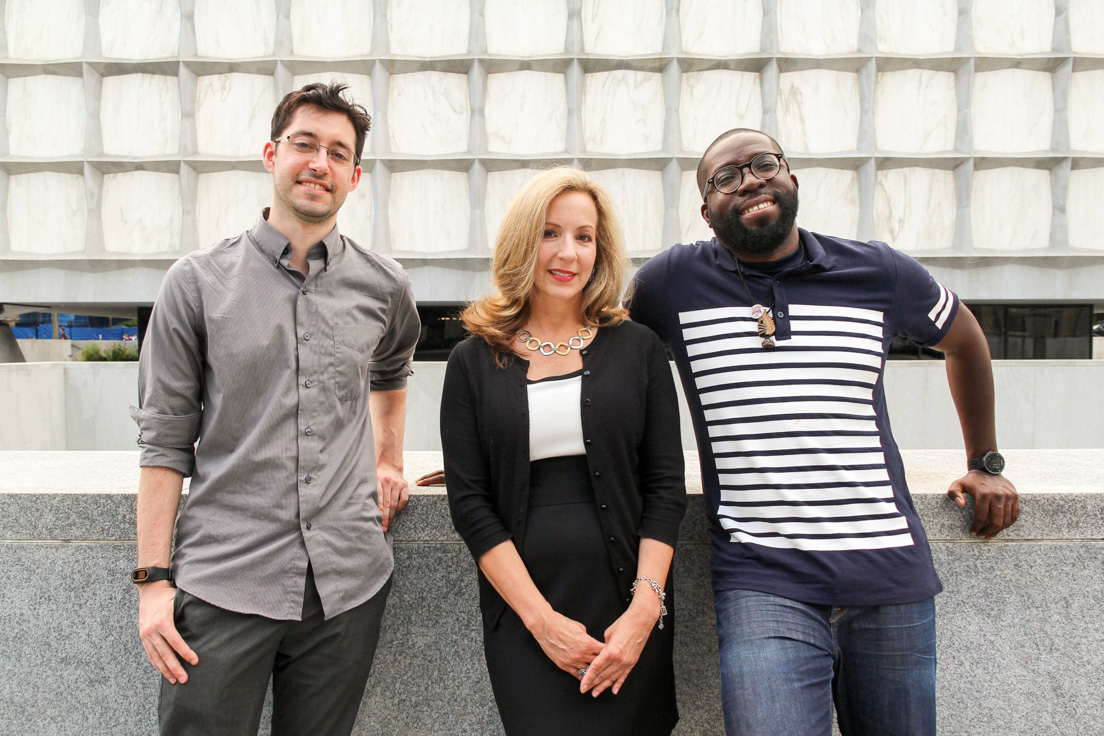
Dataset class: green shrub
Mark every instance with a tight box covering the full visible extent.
[79,344,106,361]
[79,343,138,361]
[105,343,139,361]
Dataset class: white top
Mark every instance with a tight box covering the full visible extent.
[527,373,586,461]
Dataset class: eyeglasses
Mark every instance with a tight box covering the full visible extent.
[703,152,786,201]
[274,134,358,167]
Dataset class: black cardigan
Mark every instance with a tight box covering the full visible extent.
[441,321,687,627]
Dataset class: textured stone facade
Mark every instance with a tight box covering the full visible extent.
[1,0,1103,309]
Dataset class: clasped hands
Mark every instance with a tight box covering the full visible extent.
[533,598,660,698]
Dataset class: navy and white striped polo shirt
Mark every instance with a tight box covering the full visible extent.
[630,229,956,605]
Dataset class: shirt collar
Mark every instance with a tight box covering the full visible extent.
[249,208,344,266]
[711,228,832,275]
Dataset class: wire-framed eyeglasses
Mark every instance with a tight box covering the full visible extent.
[703,152,786,201]
[274,134,358,167]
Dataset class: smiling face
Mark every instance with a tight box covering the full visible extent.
[531,190,599,311]
[263,103,362,228]
[700,131,800,261]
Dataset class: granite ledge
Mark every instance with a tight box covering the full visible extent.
[1,450,1100,542]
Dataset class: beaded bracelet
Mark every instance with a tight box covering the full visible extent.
[631,576,668,630]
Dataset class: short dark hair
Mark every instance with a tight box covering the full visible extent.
[270,82,371,165]
[697,127,784,196]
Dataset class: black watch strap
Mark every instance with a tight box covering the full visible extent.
[130,567,173,585]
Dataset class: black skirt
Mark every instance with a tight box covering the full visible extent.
[483,456,678,736]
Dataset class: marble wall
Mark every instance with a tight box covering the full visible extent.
[972,0,1054,55]
[6,75,85,156]
[7,173,85,254]
[972,70,1054,153]
[583,71,664,154]
[0,0,1100,285]
[971,167,1053,252]
[195,74,276,157]
[193,171,268,250]
[100,0,180,59]
[875,70,956,153]
[101,74,180,156]
[874,0,957,54]
[793,166,861,241]
[484,0,566,56]
[777,0,860,55]
[101,172,182,255]
[1068,167,1104,252]
[874,167,956,252]
[485,72,567,154]
[291,0,373,58]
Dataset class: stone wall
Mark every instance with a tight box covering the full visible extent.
[3,359,1104,451]
[1,449,1101,735]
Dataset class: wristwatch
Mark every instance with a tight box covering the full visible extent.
[967,450,1006,476]
[130,567,173,585]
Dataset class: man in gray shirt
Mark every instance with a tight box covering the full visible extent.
[130,82,421,736]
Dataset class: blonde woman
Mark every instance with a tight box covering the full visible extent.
[441,168,686,735]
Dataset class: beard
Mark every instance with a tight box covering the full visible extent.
[709,186,799,259]
[273,174,345,225]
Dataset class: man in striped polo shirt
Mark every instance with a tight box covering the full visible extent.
[629,128,1019,736]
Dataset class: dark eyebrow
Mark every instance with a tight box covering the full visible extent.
[289,130,353,151]
[717,151,778,170]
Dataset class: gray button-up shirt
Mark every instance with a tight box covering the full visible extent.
[131,212,420,620]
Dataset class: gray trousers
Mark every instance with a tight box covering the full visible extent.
[159,569,392,736]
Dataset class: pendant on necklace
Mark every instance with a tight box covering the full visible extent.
[750,304,777,349]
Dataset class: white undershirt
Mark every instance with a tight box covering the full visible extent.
[527,373,586,461]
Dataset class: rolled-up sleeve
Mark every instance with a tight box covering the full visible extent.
[131,258,204,475]
[636,332,687,546]
[369,273,420,391]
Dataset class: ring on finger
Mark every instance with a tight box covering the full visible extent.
[577,667,588,678]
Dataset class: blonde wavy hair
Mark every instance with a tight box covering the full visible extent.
[462,167,630,364]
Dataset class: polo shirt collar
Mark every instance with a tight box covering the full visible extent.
[711,227,833,274]
[249,208,345,265]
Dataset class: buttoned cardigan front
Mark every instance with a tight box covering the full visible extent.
[441,321,687,627]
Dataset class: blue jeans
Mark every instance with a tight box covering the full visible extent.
[714,589,936,736]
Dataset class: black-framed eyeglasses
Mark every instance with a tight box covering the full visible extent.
[703,152,786,201]
[274,134,358,167]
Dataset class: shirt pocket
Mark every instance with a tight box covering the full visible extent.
[333,324,382,401]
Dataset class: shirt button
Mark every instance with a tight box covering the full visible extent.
[594,471,601,478]
[774,280,781,286]
[585,438,592,445]
[304,379,313,388]
[600,504,608,510]
[777,310,785,318]
[583,370,591,377]
[581,349,588,355]
[617,567,624,573]
[305,522,312,530]
[301,288,308,295]
[608,536,616,543]
[304,475,313,484]
[303,332,311,341]
[304,427,313,436]
[583,399,591,406]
